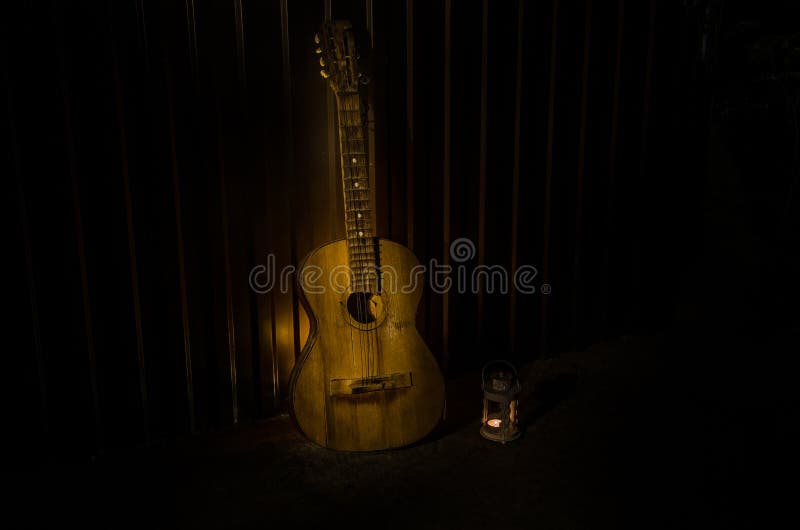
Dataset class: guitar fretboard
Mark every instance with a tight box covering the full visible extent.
[336,92,376,292]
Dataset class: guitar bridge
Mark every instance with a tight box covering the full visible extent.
[329,372,413,397]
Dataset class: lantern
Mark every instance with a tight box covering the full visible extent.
[480,360,521,443]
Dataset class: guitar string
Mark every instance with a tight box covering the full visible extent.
[347,97,368,384]
[360,95,381,382]
[360,96,381,382]
[355,92,380,382]
[340,92,370,383]
[328,34,359,382]
[349,91,379,382]
[337,93,364,383]
[354,92,377,383]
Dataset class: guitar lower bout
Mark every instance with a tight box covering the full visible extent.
[289,238,445,451]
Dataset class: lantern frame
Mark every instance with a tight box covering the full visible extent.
[480,360,521,443]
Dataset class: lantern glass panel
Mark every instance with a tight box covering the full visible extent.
[480,361,521,443]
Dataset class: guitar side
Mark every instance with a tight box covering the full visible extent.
[289,239,445,451]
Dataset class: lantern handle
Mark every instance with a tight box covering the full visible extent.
[481,359,519,387]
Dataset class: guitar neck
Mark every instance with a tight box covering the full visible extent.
[336,91,376,288]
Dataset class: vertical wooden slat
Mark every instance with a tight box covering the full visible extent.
[366,0,373,46]
[52,15,102,453]
[640,0,656,182]
[509,0,524,355]
[630,0,657,328]
[234,0,246,87]
[608,0,625,216]
[269,289,280,409]
[68,149,102,454]
[280,0,301,367]
[112,52,150,444]
[216,110,239,425]
[186,0,199,82]
[325,1,337,240]
[8,67,48,436]
[476,0,488,337]
[541,0,560,356]
[366,0,377,242]
[166,68,196,434]
[441,0,451,371]
[133,0,149,71]
[405,0,415,250]
[572,0,593,346]
[604,0,625,331]
[371,0,388,240]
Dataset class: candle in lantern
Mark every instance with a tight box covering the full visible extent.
[480,360,521,443]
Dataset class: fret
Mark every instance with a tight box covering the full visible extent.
[346,249,376,257]
[346,248,376,254]
[346,249,374,256]
[343,194,370,201]
[345,235,373,242]
[347,264,378,272]
[344,222,370,229]
[336,89,379,275]
[346,257,377,265]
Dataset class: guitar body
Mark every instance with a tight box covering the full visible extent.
[291,21,443,451]
[289,239,445,451]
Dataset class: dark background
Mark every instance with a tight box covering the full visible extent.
[4,0,799,524]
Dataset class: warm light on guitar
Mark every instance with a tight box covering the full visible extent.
[288,20,445,452]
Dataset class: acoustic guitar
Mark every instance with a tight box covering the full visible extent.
[289,20,445,451]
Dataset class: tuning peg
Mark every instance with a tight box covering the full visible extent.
[320,69,329,79]
[314,33,320,44]
[319,57,325,67]
[315,46,322,54]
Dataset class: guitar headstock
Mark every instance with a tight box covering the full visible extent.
[315,20,366,95]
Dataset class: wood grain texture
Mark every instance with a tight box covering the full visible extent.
[289,238,445,451]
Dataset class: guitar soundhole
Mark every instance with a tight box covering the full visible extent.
[346,292,379,324]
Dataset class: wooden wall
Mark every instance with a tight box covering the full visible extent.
[5,0,711,457]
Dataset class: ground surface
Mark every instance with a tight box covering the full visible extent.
[17,330,798,529]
